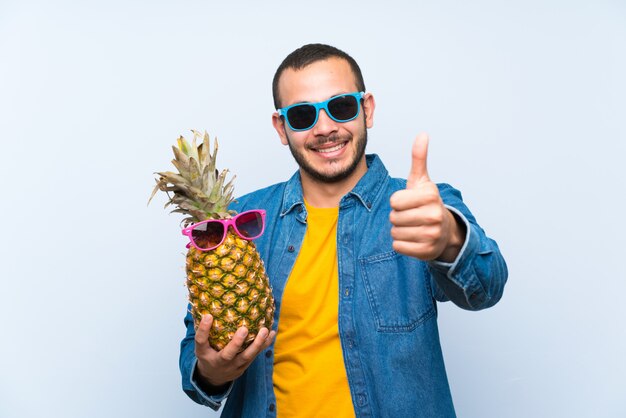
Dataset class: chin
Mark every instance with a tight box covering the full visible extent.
[288,128,368,184]
[302,155,363,183]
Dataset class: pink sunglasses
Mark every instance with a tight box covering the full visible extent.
[181,209,266,251]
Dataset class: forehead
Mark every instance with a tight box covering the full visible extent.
[278,57,359,106]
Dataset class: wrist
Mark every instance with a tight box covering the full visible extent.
[195,360,230,390]
[437,210,466,262]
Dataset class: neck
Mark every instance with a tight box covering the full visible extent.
[300,157,368,208]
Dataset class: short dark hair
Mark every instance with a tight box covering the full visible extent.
[272,43,366,109]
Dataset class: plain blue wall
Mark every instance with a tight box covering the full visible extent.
[1,1,624,417]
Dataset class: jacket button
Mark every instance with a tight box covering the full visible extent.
[265,350,272,358]
[287,245,295,252]
[269,403,276,412]
[366,202,372,209]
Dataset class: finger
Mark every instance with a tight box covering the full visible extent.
[392,240,439,261]
[264,330,277,349]
[406,133,430,189]
[390,205,445,227]
[194,314,214,352]
[389,184,440,211]
[219,327,248,362]
[391,225,442,243]
[390,208,429,227]
[237,327,271,364]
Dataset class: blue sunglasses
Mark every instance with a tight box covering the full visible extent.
[277,92,365,131]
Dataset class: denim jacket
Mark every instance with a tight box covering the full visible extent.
[180,154,508,417]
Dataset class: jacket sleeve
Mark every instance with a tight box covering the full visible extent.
[179,306,233,410]
[427,184,508,310]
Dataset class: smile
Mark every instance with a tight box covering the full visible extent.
[312,141,347,154]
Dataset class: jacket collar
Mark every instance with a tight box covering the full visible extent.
[280,154,389,218]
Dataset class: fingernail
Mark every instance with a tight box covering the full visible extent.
[202,314,212,323]
[237,327,248,337]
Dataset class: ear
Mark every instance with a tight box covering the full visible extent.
[272,112,289,145]
[362,93,375,129]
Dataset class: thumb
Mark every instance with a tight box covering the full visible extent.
[406,133,430,188]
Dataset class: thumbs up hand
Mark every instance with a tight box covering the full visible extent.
[389,133,465,262]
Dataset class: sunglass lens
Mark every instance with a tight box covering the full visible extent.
[287,104,316,130]
[191,222,225,250]
[328,95,359,121]
[235,211,264,239]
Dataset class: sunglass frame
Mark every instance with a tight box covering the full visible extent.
[277,91,365,131]
[181,209,266,252]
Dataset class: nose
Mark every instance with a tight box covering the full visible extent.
[312,109,338,136]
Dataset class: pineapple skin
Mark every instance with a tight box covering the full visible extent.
[186,230,275,351]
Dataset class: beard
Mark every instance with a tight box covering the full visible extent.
[285,123,368,184]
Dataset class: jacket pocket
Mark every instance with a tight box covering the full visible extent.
[359,251,435,332]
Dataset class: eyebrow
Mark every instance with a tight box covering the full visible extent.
[287,92,351,106]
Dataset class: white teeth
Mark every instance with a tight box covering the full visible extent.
[316,143,345,153]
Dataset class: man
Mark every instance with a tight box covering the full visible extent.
[180,43,508,417]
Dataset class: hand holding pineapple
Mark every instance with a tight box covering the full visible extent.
[194,314,276,388]
[389,133,466,262]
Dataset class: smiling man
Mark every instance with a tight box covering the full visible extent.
[180,43,508,417]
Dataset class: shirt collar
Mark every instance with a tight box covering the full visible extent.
[280,154,389,217]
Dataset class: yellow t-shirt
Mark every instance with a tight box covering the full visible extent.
[272,202,355,418]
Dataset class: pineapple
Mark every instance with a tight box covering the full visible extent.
[149,130,275,350]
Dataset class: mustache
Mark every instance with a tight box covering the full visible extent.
[307,134,350,149]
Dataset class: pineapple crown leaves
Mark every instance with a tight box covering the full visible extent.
[148,130,237,225]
